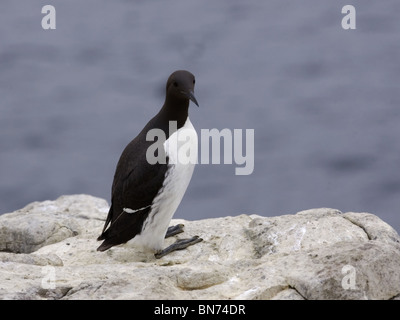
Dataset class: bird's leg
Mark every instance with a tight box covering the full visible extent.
[165,224,185,238]
[155,236,203,259]
[158,224,203,259]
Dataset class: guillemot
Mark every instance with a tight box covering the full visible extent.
[97,70,202,258]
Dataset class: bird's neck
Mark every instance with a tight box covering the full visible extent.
[160,96,189,130]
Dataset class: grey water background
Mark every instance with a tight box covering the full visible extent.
[1,0,400,233]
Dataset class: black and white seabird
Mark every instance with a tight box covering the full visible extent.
[97,70,202,258]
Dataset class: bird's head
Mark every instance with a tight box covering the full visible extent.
[166,70,199,107]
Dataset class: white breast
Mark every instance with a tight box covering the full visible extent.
[130,117,198,251]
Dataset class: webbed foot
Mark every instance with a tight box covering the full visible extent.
[155,236,203,259]
[165,224,185,238]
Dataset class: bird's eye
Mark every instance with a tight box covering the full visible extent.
[173,81,178,87]
[193,79,196,84]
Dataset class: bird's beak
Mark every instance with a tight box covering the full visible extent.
[183,90,199,107]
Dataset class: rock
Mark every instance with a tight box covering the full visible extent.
[0,194,399,300]
[0,195,108,253]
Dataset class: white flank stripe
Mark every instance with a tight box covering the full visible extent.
[123,205,151,214]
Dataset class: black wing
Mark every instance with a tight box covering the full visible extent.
[97,132,168,251]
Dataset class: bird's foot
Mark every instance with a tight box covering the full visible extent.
[155,236,203,259]
[165,224,185,238]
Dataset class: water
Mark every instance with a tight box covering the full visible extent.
[1,0,400,233]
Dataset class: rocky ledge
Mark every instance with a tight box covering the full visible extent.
[0,194,400,300]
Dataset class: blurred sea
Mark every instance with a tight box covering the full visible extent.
[1,0,400,232]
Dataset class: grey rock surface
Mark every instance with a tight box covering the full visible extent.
[0,194,399,300]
